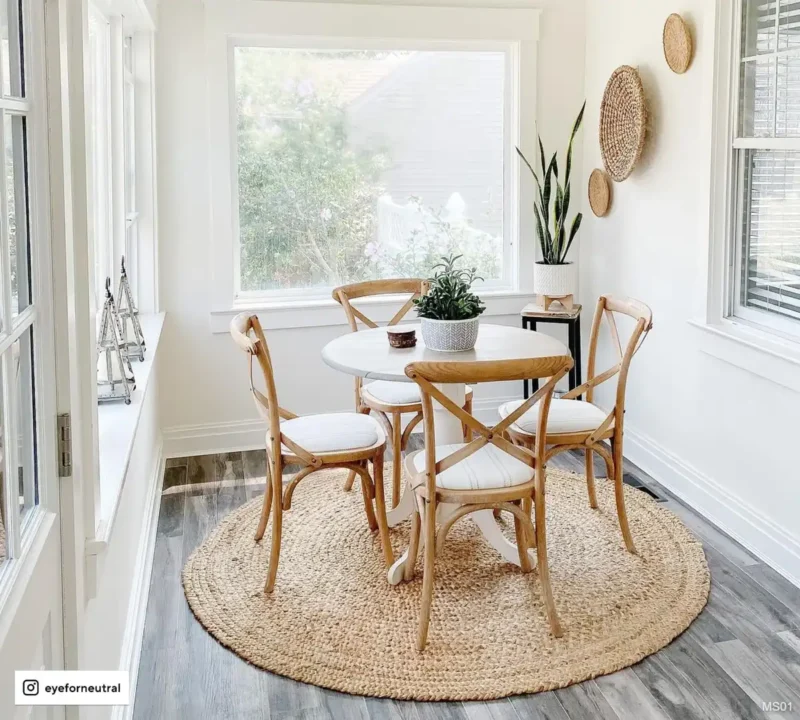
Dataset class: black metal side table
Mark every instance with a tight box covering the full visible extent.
[521,303,582,398]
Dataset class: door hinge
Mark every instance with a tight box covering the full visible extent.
[57,413,72,477]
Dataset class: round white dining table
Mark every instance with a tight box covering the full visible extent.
[322,322,570,584]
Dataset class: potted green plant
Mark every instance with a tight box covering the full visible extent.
[517,102,586,302]
[415,254,486,352]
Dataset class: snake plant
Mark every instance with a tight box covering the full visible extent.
[516,102,586,265]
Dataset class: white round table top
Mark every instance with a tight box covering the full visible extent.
[321,323,570,382]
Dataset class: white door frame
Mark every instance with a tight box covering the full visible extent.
[45,0,97,687]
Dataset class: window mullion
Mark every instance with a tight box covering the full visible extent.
[1,347,19,559]
[732,149,749,317]
[109,15,126,284]
[0,111,12,334]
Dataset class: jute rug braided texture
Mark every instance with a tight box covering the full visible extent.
[183,466,709,701]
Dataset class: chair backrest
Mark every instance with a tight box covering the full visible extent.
[332,279,429,332]
[229,313,284,456]
[565,295,653,420]
[405,356,573,497]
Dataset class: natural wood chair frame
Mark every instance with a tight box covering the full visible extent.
[403,355,573,651]
[507,295,653,554]
[332,279,474,508]
[230,313,394,593]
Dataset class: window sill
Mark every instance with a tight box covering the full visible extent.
[86,312,166,556]
[689,317,800,394]
[210,291,538,332]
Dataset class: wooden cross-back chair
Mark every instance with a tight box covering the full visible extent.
[332,279,474,509]
[230,313,394,593]
[403,354,573,651]
[502,295,653,554]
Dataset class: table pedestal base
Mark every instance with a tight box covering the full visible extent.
[387,499,537,585]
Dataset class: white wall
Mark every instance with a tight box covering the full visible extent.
[581,0,800,583]
[156,0,587,450]
[81,358,163,720]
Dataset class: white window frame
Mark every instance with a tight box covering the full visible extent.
[712,0,800,337]
[695,0,800,392]
[74,0,161,551]
[206,0,540,330]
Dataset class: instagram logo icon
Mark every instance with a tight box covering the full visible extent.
[22,679,39,696]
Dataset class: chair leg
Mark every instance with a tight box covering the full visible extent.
[513,501,532,573]
[265,474,283,593]
[392,412,403,508]
[534,466,562,637]
[612,436,637,554]
[417,498,437,652]
[522,495,536,549]
[463,394,473,442]
[372,450,394,567]
[359,464,379,532]
[585,448,599,509]
[405,501,421,582]
[254,455,273,542]
[344,406,372,492]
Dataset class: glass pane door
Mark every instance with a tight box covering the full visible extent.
[0,0,40,572]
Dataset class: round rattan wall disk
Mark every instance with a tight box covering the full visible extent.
[600,65,647,182]
[183,465,710,701]
[589,169,612,217]
[663,14,693,74]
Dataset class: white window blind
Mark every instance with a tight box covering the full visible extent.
[736,0,800,329]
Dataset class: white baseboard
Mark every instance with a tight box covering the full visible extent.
[163,419,266,458]
[113,438,165,720]
[472,395,515,424]
[162,395,519,459]
[625,426,800,588]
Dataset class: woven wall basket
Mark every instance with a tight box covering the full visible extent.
[588,169,612,217]
[663,14,693,74]
[600,65,647,182]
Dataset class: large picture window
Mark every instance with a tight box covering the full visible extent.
[734,0,800,334]
[233,43,513,299]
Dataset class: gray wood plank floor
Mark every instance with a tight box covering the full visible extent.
[135,445,800,719]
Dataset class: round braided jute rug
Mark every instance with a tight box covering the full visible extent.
[182,465,709,701]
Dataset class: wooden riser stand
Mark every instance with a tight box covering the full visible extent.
[536,293,575,312]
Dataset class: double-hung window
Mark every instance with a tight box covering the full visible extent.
[88,4,113,312]
[733,0,800,335]
[88,8,141,317]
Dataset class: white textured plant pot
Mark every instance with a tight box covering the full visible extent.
[420,317,480,352]
[534,262,576,297]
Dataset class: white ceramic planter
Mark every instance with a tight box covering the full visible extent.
[420,317,480,352]
[534,262,576,298]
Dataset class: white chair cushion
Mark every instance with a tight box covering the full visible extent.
[412,443,534,491]
[362,380,422,406]
[499,398,611,436]
[279,413,383,454]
